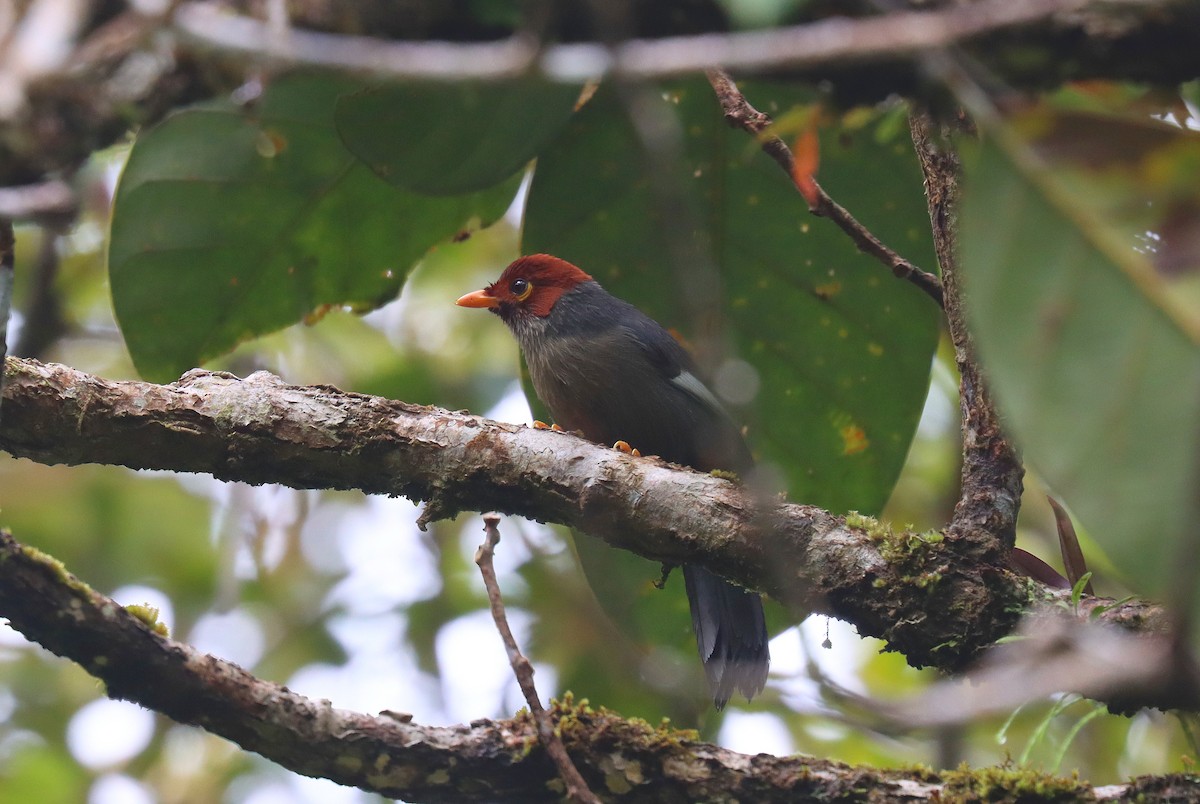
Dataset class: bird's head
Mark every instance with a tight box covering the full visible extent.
[456,254,593,322]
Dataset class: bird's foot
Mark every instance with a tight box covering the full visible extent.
[612,440,642,457]
[532,420,564,432]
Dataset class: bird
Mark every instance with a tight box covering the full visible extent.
[457,253,769,709]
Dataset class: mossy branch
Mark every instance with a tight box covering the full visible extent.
[0,526,1190,801]
[0,357,1163,677]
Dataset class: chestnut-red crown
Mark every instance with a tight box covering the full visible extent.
[456,254,593,317]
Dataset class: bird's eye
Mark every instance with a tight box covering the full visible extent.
[509,278,532,301]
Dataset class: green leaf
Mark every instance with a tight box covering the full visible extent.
[110,73,520,382]
[961,122,1200,606]
[336,80,582,195]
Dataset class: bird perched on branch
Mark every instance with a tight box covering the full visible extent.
[457,253,769,708]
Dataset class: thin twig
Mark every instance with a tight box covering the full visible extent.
[475,514,600,804]
[173,0,1090,82]
[706,69,945,307]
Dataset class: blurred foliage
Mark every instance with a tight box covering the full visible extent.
[961,104,1200,614]
[0,32,1197,804]
[109,74,521,382]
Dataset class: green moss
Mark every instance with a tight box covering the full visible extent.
[20,544,95,596]
[708,469,740,482]
[877,528,947,566]
[941,762,1090,801]
[21,544,70,578]
[125,603,170,637]
[846,513,950,596]
[900,763,940,783]
[919,529,945,544]
[844,511,890,540]
[914,571,943,589]
[550,693,700,746]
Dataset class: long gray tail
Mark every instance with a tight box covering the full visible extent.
[682,564,769,709]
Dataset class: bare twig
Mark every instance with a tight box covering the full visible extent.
[173,0,1093,82]
[476,515,600,804]
[706,69,945,307]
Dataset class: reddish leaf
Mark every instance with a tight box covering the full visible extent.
[791,123,821,207]
[1048,496,1094,595]
[1009,547,1071,590]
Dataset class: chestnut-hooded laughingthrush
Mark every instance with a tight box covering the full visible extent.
[457,253,769,709]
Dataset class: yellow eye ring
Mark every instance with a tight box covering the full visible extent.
[510,278,533,301]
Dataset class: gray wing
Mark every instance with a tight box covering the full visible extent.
[626,321,755,474]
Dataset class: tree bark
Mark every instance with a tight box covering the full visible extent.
[0,357,1164,674]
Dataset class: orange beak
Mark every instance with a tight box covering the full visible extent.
[455,289,499,309]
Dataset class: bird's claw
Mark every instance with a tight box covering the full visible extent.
[613,440,642,457]
[532,420,565,431]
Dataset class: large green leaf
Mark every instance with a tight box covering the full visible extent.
[335,80,582,195]
[521,82,939,703]
[961,114,1200,607]
[110,73,520,382]
[524,82,939,513]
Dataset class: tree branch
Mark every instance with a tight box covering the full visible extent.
[0,357,1163,675]
[909,111,1025,562]
[0,524,1191,801]
[5,0,1197,192]
[170,0,1196,88]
